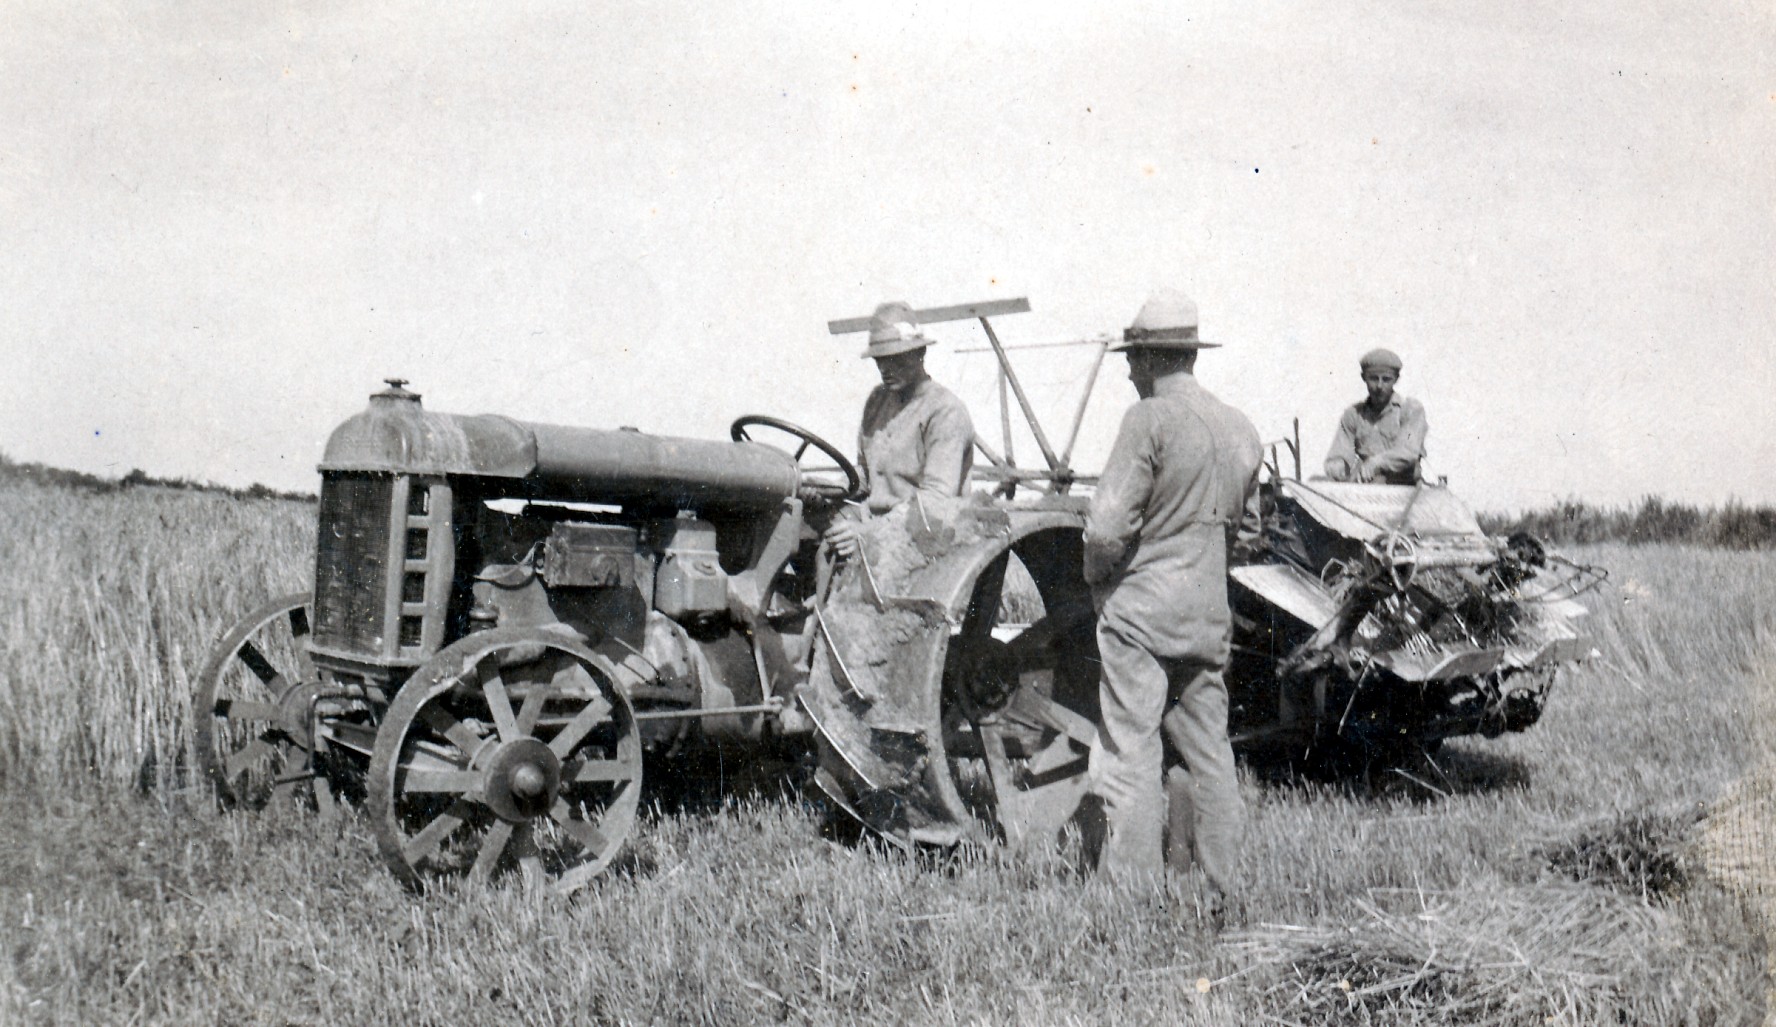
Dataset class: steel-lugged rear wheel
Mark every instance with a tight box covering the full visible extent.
[806,512,1100,852]
[940,548,1098,847]
[193,593,338,811]
[367,627,643,894]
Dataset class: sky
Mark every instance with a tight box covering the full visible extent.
[2,1,1772,512]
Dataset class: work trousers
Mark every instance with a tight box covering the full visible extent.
[1089,620,1244,894]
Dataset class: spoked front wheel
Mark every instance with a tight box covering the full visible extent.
[367,626,643,894]
[193,593,340,811]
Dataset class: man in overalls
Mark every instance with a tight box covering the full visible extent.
[1083,289,1262,906]
[825,301,975,558]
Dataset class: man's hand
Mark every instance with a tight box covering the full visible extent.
[824,520,861,560]
[1357,456,1381,483]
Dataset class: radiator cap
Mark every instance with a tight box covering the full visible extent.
[373,378,421,405]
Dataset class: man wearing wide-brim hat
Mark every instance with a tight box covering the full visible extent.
[1081,289,1261,906]
[1322,347,1428,485]
[824,301,975,559]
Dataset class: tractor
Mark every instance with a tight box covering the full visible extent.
[194,298,1599,893]
[193,299,1104,893]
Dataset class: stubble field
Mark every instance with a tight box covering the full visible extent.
[1,477,1772,1025]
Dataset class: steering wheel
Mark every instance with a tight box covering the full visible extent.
[730,415,864,504]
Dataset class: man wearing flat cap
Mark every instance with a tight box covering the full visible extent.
[1082,289,1261,904]
[1323,348,1428,485]
[825,302,975,559]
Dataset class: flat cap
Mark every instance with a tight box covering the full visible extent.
[1359,348,1403,372]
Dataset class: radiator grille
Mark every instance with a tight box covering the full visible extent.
[314,473,393,654]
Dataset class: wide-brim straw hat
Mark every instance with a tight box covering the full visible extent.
[861,301,933,359]
[1109,289,1221,352]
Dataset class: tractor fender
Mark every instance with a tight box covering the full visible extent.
[802,494,1097,846]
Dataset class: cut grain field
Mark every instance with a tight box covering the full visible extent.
[1,477,1772,1025]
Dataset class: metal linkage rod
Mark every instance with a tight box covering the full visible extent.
[633,702,783,722]
[998,364,1014,467]
[955,336,1111,354]
[979,316,1061,472]
[1060,338,1111,468]
[973,435,1009,468]
[971,466,1099,484]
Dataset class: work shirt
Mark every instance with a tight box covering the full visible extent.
[1323,394,1427,485]
[857,376,975,514]
[1084,375,1262,662]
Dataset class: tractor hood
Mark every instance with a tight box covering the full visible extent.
[319,381,802,511]
[319,381,537,477]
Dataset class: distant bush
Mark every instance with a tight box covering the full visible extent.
[0,450,121,494]
[1481,496,1776,550]
[0,451,314,502]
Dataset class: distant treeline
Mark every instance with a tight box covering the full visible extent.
[1480,497,1776,550]
[4,451,1772,548]
[0,451,316,503]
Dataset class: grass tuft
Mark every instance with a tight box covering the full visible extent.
[1538,809,1699,903]
[1229,881,1765,1026]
